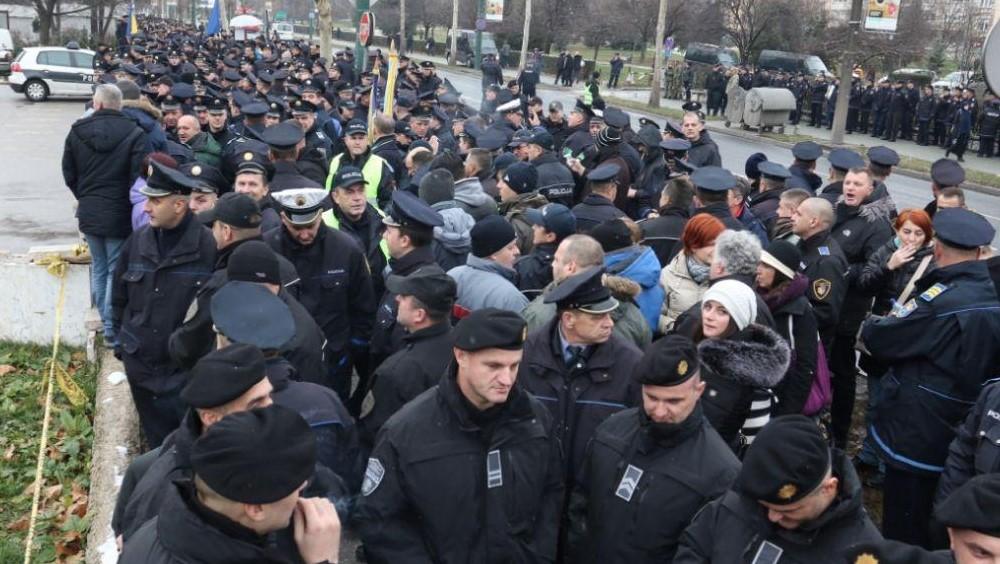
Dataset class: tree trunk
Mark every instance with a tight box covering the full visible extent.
[315,0,332,62]
[399,0,406,53]
[518,0,531,69]
[648,0,667,107]
[449,0,458,64]
[592,43,598,62]
[37,7,54,45]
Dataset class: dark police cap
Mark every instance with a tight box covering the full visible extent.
[159,95,181,110]
[333,165,367,190]
[207,97,228,113]
[211,280,296,350]
[241,101,269,117]
[933,208,995,249]
[338,100,358,111]
[227,240,282,285]
[180,343,267,408]
[602,106,630,129]
[396,95,416,109]
[508,128,534,147]
[260,120,305,150]
[524,203,576,239]
[867,145,900,167]
[171,82,196,99]
[453,307,527,351]
[791,140,822,161]
[690,166,737,192]
[527,129,555,150]
[930,158,965,187]
[827,148,865,171]
[492,152,519,176]
[935,473,1000,537]
[385,265,457,314]
[141,160,201,197]
[199,192,262,228]
[659,138,691,152]
[636,334,699,386]
[587,163,621,182]
[503,162,539,194]
[291,99,316,114]
[266,101,285,116]
[785,175,811,191]
[257,70,274,84]
[735,415,831,505]
[384,190,443,229]
[476,129,509,151]
[758,161,792,181]
[191,405,316,504]
[234,150,274,179]
[180,162,227,194]
[222,69,243,82]
[664,120,684,138]
[344,119,368,136]
[420,60,436,69]
[544,266,618,314]
[300,78,324,93]
[638,116,659,130]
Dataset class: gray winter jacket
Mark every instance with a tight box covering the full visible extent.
[454,177,499,221]
[431,201,474,271]
[448,255,530,314]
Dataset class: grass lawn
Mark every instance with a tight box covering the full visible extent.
[604,95,724,122]
[0,343,98,563]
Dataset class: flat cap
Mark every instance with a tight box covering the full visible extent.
[930,158,965,187]
[211,280,295,350]
[690,166,737,192]
[933,208,995,249]
[383,190,443,229]
[636,334,699,386]
[260,121,305,151]
[867,145,900,167]
[935,473,1000,537]
[141,160,200,197]
[199,192,262,228]
[827,148,865,171]
[792,141,822,161]
[502,162,539,194]
[453,307,527,351]
[180,162,227,194]
[180,343,267,408]
[543,266,618,314]
[759,161,792,181]
[736,415,831,505]
[524,203,576,239]
[587,163,621,182]
[191,405,316,504]
[386,265,457,314]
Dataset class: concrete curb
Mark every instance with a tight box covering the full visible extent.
[85,351,140,564]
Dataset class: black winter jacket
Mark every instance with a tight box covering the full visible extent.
[760,274,819,416]
[62,109,147,238]
[857,238,935,316]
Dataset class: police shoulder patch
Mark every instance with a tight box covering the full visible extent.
[818,246,830,256]
[361,457,385,496]
[812,278,832,301]
[920,283,950,303]
[894,299,918,318]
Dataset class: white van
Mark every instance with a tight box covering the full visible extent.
[273,22,294,41]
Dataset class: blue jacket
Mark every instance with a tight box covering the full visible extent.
[121,98,167,155]
[605,245,663,332]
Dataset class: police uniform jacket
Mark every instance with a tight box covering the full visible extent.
[268,159,323,192]
[936,381,1000,506]
[748,187,785,233]
[694,202,745,232]
[370,246,438,366]
[639,206,689,266]
[569,405,740,564]
[112,213,217,393]
[265,222,376,366]
[573,193,626,233]
[355,369,565,564]
[674,451,881,564]
[788,164,822,193]
[830,196,894,335]
[518,318,643,480]
[326,203,389,299]
[303,122,333,162]
[863,260,1000,476]
[531,152,576,207]
[799,231,848,347]
[515,242,557,300]
[371,134,406,187]
[359,321,454,446]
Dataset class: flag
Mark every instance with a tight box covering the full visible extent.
[382,40,399,115]
[127,2,138,38]
[205,0,222,35]
[367,59,382,144]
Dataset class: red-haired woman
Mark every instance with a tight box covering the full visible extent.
[658,214,726,333]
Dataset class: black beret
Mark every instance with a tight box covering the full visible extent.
[453,308,527,351]
[735,415,831,505]
[935,473,1000,537]
[180,343,268,408]
[636,334,699,386]
[191,405,316,504]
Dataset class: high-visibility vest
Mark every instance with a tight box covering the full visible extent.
[325,153,385,209]
[321,206,390,261]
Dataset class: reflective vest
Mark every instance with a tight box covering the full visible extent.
[321,206,390,261]
[325,153,385,209]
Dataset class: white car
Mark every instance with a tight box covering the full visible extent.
[932,71,973,90]
[273,22,295,41]
[8,44,96,102]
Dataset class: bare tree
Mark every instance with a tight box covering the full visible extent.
[719,0,781,64]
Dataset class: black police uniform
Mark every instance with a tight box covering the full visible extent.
[325,202,389,300]
[269,160,323,192]
[573,193,626,232]
[639,205,690,266]
[936,381,1000,506]
[515,242,558,299]
[799,231,848,349]
[111,164,217,448]
[690,167,746,232]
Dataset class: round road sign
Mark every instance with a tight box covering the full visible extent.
[359,11,374,46]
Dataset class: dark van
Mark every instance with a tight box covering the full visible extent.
[757,49,829,76]
[684,43,738,68]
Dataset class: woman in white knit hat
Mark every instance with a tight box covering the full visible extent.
[694,278,790,455]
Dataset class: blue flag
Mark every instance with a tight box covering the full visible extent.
[205,0,221,35]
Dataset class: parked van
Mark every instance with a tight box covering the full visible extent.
[272,22,294,41]
[757,49,829,76]
[684,43,738,68]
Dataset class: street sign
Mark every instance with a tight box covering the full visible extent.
[308,11,315,19]
[475,18,486,31]
[274,10,286,20]
[359,11,374,46]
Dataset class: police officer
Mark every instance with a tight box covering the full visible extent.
[112,161,217,448]
[358,266,456,446]
[788,140,824,194]
[924,158,965,218]
[355,308,563,563]
[370,190,443,376]
[749,161,792,233]
[232,151,282,233]
[573,163,627,232]
[515,203,577,298]
[205,97,237,147]
[325,119,395,210]
[861,208,1000,549]
[937,379,1000,509]
[568,335,740,563]
[267,188,376,402]
[690,166,745,231]
[290,99,333,164]
[180,161,224,213]
[519,266,643,481]
[259,120,324,192]
[867,145,900,205]
[819,147,866,202]
[675,415,882,563]
[791,196,848,350]
[499,161,549,255]
[323,166,390,299]
[120,406,342,563]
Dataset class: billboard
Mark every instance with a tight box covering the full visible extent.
[485,0,504,22]
[864,0,901,33]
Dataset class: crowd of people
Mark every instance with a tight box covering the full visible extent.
[58,16,1000,563]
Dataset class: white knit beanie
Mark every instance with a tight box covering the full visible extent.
[701,279,757,331]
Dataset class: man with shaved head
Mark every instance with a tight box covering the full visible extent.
[792,197,847,349]
[176,114,222,167]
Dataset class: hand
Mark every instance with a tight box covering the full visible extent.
[566,158,585,175]
[887,244,917,270]
[528,112,541,126]
[428,135,440,154]
[627,188,638,198]
[293,497,341,564]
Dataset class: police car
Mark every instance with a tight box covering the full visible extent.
[8,42,96,102]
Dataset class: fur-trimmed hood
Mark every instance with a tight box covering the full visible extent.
[122,97,163,120]
[604,273,641,300]
[698,324,790,388]
[836,188,896,225]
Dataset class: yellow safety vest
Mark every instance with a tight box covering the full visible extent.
[321,206,390,261]
[325,153,385,209]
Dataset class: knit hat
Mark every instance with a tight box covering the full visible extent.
[589,219,632,252]
[744,152,768,180]
[471,215,517,258]
[701,279,757,331]
[502,162,539,194]
[418,169,455,206]
[596,126,622,147]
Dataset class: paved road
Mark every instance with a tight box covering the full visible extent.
[438,67,1000,247]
